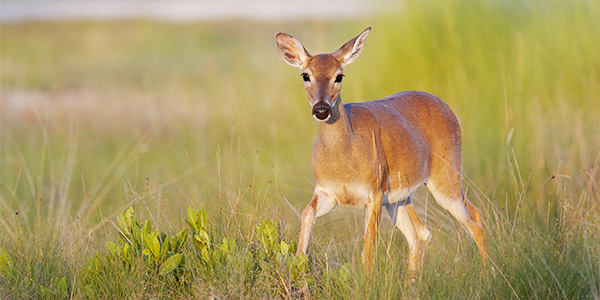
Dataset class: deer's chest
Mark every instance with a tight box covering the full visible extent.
[312,155,381,207]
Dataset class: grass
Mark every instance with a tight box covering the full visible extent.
[1,0,599,298]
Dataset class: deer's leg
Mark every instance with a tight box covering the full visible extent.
[362,191,383,268]
[426,175,487,262]
[384,196,431,273]
[297,187,337,255]
[464,198,487,260]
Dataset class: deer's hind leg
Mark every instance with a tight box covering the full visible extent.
[426,164,487,261]
[384,196,432,272]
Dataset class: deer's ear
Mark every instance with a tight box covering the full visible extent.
[332,27,371,67]
[275,32,311,68]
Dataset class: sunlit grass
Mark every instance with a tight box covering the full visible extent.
[1,0,599,298]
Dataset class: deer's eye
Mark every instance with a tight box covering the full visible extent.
[335,74,344,83]
[301,73,310,82]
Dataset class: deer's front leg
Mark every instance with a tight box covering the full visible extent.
[297,187,337,255]
[362,191,383,268]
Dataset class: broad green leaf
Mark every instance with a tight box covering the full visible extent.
[106,241,120,254]
[118,207,134,232]
[256,220,278,252]
[187,207,197,230]
[192,236,204,252]
[280,241,289,255]
[159,253,183,276]
[201,247,210,263]
[142,220,150,239]
[132,222,142,247]
[197,229,210,246]
[161,237,171,260]
[117,210,128,233]
[125,206,133,220]
[199,207,207,229]
[150,235,161,258]
[123,244,130,259]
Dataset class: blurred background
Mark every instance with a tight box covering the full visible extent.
[1,0,396,22]
[0,0,598,297]
[0,0,403,222]
[1,0,597,220]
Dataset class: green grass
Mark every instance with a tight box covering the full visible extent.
[1,0,599,298]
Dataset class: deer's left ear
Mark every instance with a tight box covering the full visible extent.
[332,27,371,67]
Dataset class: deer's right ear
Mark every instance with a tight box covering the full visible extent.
[275,32,310,68]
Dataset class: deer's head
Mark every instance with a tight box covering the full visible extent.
[275,27,371,122]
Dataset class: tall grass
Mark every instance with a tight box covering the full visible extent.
[1,0,598,298]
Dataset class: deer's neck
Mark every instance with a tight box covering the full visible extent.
[315,95,353,149]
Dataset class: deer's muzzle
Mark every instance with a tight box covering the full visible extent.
[312,102,331,121]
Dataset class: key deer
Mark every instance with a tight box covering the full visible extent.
[275,27,487,273]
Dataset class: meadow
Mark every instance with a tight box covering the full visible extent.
[1,0,599,298]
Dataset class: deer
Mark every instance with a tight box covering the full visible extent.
[275,27,487,275]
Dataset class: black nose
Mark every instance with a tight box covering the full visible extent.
[312,103,331,120]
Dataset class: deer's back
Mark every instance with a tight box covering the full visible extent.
[344,91,461,190]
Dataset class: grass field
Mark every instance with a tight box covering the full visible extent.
[1,0,599,298]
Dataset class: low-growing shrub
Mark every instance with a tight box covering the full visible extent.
[77,206,315,298]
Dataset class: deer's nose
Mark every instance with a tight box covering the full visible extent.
[312,103,331,121]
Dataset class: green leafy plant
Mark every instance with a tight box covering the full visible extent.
[255,220,310,290]
[186,207,238,280]
[80,207,191,297]
[79,207,316,297]
[112,207,187,275]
